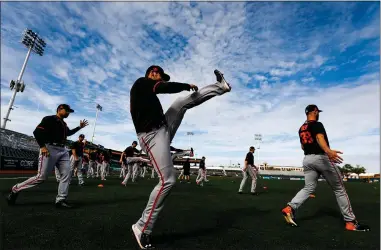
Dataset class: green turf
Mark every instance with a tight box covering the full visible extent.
[0,175,379,250]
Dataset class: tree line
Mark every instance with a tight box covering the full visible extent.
[337,164,366,177]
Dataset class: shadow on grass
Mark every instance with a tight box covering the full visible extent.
[154,206,271,246]
[2,194,146,208]
[297,207,341,222]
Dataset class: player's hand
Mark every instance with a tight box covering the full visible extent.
[327,149,343,164]
[40,146,50,157]
[189,84,198,92]
[80,119,89,128]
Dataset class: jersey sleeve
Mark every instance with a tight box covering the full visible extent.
[33,116,52,148]
[245,153,251,161]
[313,122,326,135]
[152,79,190,94]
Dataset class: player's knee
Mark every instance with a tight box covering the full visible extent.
[304,184,316,193]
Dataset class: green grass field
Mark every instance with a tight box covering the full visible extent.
[0,175,379,250]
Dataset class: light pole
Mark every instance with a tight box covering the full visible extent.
[2,29,46,129]
[254,133,262,165]
[186,131,194,148]
[91,104,103,143]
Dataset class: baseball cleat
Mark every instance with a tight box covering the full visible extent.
[132,224,154,249]
[6,189,18,205]
[282,206,298,227]
[55,200,73,209]
[345,221,370,232]
[214,69,231,92]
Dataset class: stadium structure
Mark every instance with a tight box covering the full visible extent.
[1,128,379,182]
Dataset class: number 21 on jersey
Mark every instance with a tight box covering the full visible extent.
[300,124,313,144]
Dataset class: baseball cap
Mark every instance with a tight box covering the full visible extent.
[57,104,74,113]
[132,141,138,145]
[79,134,85,138]
[305,104,323,114]
[145,65,170,81]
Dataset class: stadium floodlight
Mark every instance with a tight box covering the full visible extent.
[91,104,103,143]
[2,28,47,129]
[254,134,262,164]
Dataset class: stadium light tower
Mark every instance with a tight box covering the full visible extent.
[254,133,262,164]
[2,29,46,129]
[91,104,103,143]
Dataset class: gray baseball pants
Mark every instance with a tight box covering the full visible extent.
[288,154,356,221]
[70,155,84,185]
[135,80,229,235]
[238,165,257,193]
[87,160,96,178]
[11,144,71,203]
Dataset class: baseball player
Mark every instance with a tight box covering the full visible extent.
[180,158,191,183]
[101,150,111,181]
[6,104,88,208]
[87,149,97,178]
[140,162,148,178]
[282,105,370,231]
[130,65,231,249]
[69,134,86,186]
[196,156,207,186]
[121,141,151,186]
[120,151,127,179]
[96,151,103,178]
[238,146,259,195]
[150,167,156,179]
[82,154,89,176]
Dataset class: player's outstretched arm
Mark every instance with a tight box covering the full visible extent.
[153,81,194,94]
[316,134,343,164]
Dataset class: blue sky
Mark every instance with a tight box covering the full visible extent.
[1,2,380,172]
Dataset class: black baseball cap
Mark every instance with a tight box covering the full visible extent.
[305,104,323,114]
[79,134,85,138]
[132,141,138,145]
[145,65,170,81]
[57,104,74,113]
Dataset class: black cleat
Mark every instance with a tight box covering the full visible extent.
[55,200,73,209]
[132,224,155,249]
[214,69,231,92]
[238,191,243,194]
[6,189,18,205]
[251,192,259,196]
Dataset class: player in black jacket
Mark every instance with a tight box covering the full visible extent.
[7,104,88,208]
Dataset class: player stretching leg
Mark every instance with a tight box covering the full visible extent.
[238,146,259,195]
[6,104,88,208]
[69,134,86,186]
[101,150,111,181]
[87,150,97,178]
[130,66,231,249]
[282,105,370,231]
[196,157,207,186]
[121,141,151,186]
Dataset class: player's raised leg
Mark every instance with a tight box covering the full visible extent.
[165,70,231,142]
